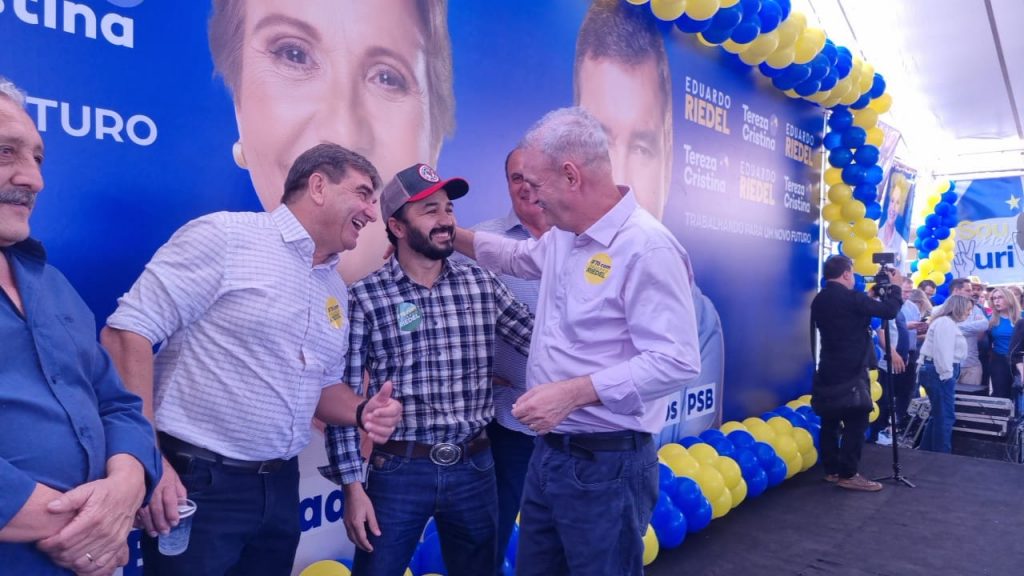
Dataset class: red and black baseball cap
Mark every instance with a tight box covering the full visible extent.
[380,163,469,222]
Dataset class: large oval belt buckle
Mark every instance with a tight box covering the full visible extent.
[430,443,462,466]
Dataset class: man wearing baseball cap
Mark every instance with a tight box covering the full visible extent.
[321,163,535,576]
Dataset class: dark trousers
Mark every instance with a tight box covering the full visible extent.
[869,367,896,441]
[516,432,657,576]
[142,450,300,576]
[486,421,533,573]
[895,350,920,429]
[819,408,869,478]
[990,353,1013,399]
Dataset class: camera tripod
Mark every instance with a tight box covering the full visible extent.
[874,311,915,488]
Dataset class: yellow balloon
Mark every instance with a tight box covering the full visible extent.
[658,443,687,461]
[792,428,814,453]
[695,465,725,501]
[711,489,732,519]
[744,418,776,443]
[827,183,853,205]
[651,0,686,20]
[626,0,650,4]
[869,93,893,114]
[767,416,794,437]
[865,127,884,147]
[729,479,748,509]
[928,270,945,285]
[770,436,797,462]
[869,402,879,423]
[827,221,853,243]
[939,238,955,252]
[853,217,878,240]
[871,379,882,401]
[917,258,934,275]
[800,448,818,471]
[714,456,742,488]
[824,167,843,186]
[686,0,721,21]
[858,61,875,93]
[663,451,700,478]
[798,394,812,404]
[841,236,866,259]
[936,180,952,193]
[807,89,833,103]
[642,524,659,566]
[784,452,802,479]
[300,561,351,576]
[721,39,752,54]
[739,31,780,65]
[853,108,879,130]
[719,0,740,7]
[793,27,826,64]
[765,44,796,69]
[840,199,866,221]
[775,11,806,48]
[920,386,927,398]
[689,443,720,466]
[719,421,747,434]
[948,227,956,240]
[822,202,843,223]
[930,250,947,265]
[869,369,878,382]
[853,252,876,275]
[867,237,884,253]
[696,32,724,46]
[785,400,804,410]
[839,86,863,106]
[911,271,924,286]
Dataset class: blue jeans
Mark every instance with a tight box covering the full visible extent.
[487,421,534,573]
[353,447,498,576]
[516,433,658,576]
[919,362,959,453]
[141,453,300,576]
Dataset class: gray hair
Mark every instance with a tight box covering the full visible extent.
[0,77,27,108]
[933,295,973,323]
[520,107,611,170]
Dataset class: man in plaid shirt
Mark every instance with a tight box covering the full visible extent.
[321,163,533,576]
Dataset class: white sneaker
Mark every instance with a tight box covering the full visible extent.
[877,430,893,446]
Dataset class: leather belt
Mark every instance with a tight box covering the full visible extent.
[544,431,652,460]
[159,432,288,474]
[377,432,490,466]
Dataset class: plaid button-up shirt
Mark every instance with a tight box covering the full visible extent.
[321,257,533,485]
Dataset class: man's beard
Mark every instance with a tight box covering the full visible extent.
[0,187,36,210]
[406,224,455,260]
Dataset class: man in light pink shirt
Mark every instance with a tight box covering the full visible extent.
[454,107,700,576]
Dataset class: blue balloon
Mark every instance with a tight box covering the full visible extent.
[944,272,954,283]
[947,181,957,193]
[752,441,777,468]
[731,16,762,43]
[699,429,726,443]
[934,201,953,216]
[864,201,882,220]
[776,0,791,19]
[761,411,780,422]
[766,457,788,487]
[424,517,438,540]
[727,430,756,449]
[828,148,853,168]
[758,0,782,32]
[653,507,688,549]
[870,73,887,98]
[774,406,795,416]
[822,131,843,150]
[675,13,713,33]
[708,4,744,34]
[679,435,702,448]
[734,448,760,477]
[773,63,811,90]
[940,191,958,205]
[841,164,866,185]
[827,108,853,131]
[819,68,840,91]
[941,215,958,228]
[707,437,736,458]
[870,317,881,330]
[853,273,866,292]
[505,525,519,568]
[795,78,821,97]
[852,184,877,203]
[659,463,676,493]
[850,92,872,110]
[740,0,762,15]
[853,145,879,166]
[923,237,940,251]
[808,54,830,82]
[745,466,769,498]
[668,476,704,516]
[684,497,713,533]
[758,61,785,78]
[924,214,941,228]
[413,532,446,576]
[651,490,677,528]
[933,226,950,240]
[821,39,838,65]
[700,23,734,44]
[909,260,918,273]
[841,126,867,148]
[863,165,884,185]
[784,412,808,429]
[932,293,947,306]
[916,225,932,238]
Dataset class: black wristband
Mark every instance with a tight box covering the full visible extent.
[355,399,369,431]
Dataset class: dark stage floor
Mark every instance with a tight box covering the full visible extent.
[647,444,1024,575]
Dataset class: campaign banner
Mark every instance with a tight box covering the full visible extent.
[3,1,822,571]
[952,176,1024,285]
[878,161,917,271]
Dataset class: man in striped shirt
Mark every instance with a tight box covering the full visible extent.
[101,144,402,576]
[321,163,534,576]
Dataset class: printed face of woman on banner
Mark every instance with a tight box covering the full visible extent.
[209,0,454,283]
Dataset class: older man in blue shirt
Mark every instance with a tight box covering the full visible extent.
[0,78,161,575]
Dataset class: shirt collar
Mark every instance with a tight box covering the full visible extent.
[385,254,453,286]
[579,186,635,247]
[4,238,47,263]
[500,210,523,234]
[270,204,340,268]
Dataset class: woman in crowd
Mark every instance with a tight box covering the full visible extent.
[918,295,971,453]
[987,287,1021,398]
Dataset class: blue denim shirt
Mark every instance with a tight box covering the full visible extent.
[0,239,161,574]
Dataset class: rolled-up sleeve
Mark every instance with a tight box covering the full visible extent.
[590,247,701,416]
[0,459,37,530]
[474,231,546,280]
[319,295,369,486]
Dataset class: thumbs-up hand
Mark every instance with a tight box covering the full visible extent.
[362,381,402,444]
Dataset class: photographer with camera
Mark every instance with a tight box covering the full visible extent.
[811,255,903,492]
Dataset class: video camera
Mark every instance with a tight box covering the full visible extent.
[864,252,898,297]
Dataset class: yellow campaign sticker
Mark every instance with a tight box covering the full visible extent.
[326,296,344,329]
[584,252,612,285]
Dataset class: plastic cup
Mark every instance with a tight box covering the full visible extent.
[158,499,197,556]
